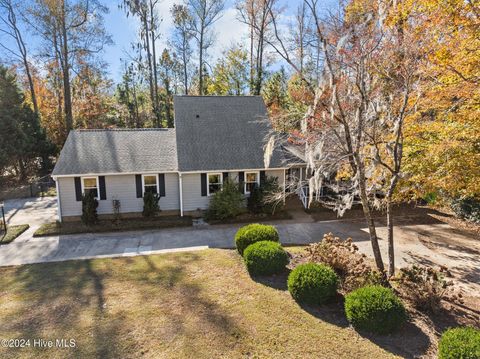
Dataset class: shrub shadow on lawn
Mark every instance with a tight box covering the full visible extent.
[250,269,290,291]
[355,319,432,359]
[302,295,432,358]
[254,267,432,358]
[298,293,350,328]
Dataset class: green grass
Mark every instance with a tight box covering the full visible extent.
[0,224,29,244]
[0,249,399,359]
[33,216,193,237]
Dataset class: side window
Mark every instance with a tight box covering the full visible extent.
[143,175,158,194]
[207,173,222,195]
[82,177,98,199]
[245,172,259,194]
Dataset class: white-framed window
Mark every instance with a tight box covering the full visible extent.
[142,174,159,195]
[81,176,99,199]
[245,171,259,194]
[207,173,223,196]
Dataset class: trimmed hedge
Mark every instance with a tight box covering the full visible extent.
[243,241,289,275]
[344,285,406,334]
[234,223,279,255]
[287,263,338,305]
[439,327,480,359]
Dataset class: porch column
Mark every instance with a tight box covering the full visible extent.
[178,173,184,217]
[55,178,62,222]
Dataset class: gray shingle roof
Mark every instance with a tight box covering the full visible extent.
[52,96,288,176]
[174,96,285,171]
[52,129,178,176]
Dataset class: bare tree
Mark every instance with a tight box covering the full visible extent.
[0,0,39,116]
[186,0,224,95]
[171,4,194,95]
[289,2,310,77]
[29,0,111,135]
[265,0,423,277]
[365,17,422,277]
[122,0,163,127]
[237,0,279,95]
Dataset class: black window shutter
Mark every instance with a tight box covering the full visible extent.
[260,171,266,186]
[201,173,207,196]
[99,176,106,200]
[74,177,82,201]
[135,174,142,198]
[159,173,166,197]
[238,171,245,194]
[222,172,228,182]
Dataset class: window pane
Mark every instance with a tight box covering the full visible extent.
[144,175,157,185]
[209,183,221,194]
[85,188,98,198]
[83,178,97,188]
[246,173,257,182]
[144,185,157,194]
[246,182,257,193]
[208,174,220,184]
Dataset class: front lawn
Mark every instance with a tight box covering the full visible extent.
[33,216,193,237]
[0,249,398,359]
[0,224,29,244]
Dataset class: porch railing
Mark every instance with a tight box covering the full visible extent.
[298,185,309,209]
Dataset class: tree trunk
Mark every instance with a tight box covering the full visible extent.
[183,47,188,95]
[255,34,264,95]
[386,174,399,277]
[143,15,156,124]
[356,157,385,275]
[149,1,161,127]
[249,20,254,94]
[24,62,39,117]
[18,158,26,182]
[60,0,73,133]
[199,27,204,95]
[386,198,395,277]
[4,0,39,117]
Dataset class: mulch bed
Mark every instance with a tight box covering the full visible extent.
[33,216,193,237]
[206,211,292,225]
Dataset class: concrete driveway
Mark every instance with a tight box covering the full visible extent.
[3,196,58,240]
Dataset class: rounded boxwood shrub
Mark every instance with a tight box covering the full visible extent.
[439,327,480,359]
[287,263,338,305]
[243,241,289,275]
[344,285,406,334]
[234,223,279,255]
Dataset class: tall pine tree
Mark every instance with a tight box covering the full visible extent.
[0,66,55,182]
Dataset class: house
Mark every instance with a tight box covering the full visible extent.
[52,96,303,222]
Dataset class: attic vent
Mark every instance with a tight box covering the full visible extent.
[195,114,200,119]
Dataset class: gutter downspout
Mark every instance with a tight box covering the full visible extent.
[55,179,62,222]
[283,168,286,204]
[179,173,184,217]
